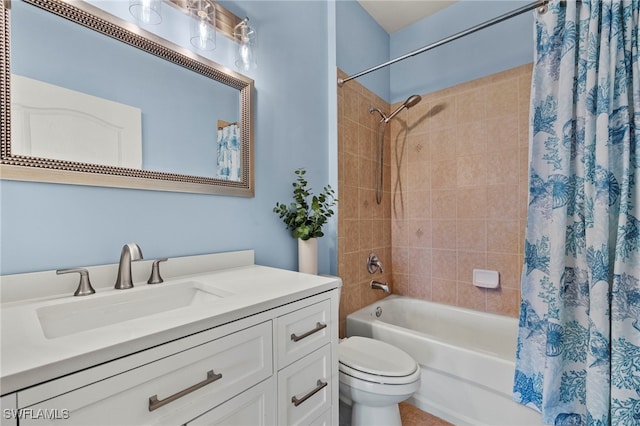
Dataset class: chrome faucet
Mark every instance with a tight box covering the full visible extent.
[114,243,143,289]
[370,280,390,294]
[367,253,384,274]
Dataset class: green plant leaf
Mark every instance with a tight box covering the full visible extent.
[273,168,337,239]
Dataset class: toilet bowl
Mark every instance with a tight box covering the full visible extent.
[339,336,421,426]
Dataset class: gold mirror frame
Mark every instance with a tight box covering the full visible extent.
[0,0,254,196]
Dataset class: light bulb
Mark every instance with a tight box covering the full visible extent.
[129,0,162,25]
[234,18,257,71]
[189,1,216,51]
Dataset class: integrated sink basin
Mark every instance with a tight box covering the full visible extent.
[37,281,231,339]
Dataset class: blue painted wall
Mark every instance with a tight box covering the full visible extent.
[390,0,534,103]
[335,0,534,104]
[336,0,389,102]
[1,0,334,275]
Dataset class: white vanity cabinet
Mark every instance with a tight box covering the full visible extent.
[11,292,339,426]
[1,252,341,426]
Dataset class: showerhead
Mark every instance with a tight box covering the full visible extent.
[385,94,422,122]
[404,94,422,108]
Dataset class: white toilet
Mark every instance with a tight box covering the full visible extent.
[338,336,421,426]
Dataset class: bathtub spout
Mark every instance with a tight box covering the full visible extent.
[370,280,390,294]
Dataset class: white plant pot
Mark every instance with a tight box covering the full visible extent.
[298,238,318,275]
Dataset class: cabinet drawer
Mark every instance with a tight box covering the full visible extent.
[278,344,331,426]
[21,321,272,426]
[276,299,330,369]
[186,378,275,425]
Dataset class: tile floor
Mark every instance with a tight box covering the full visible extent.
[399,402,453,426]
[339,401,452,426]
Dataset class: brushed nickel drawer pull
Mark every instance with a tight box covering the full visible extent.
[148,370,222,412]
[291,322,327,342]
[291,379,327,407]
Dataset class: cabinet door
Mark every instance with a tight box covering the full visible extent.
[186,378,275,426]
[278,344,331,426]
[20,321,272,426]
[309,408,331,426]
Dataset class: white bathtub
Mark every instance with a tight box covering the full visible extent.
[346,295,543,426]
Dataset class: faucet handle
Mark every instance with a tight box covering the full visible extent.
[147,258,168,284]
[57,268,96,296]
[366,253,384,274]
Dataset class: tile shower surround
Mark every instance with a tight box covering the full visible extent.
[337,64,532,337]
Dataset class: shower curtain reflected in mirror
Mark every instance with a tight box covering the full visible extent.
[216,122,241,181]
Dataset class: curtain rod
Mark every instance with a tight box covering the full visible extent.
[337,0,550,87]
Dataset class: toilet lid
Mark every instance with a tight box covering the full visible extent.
[339,336,417,377]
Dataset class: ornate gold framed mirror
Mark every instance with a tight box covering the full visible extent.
[0,0,254,196]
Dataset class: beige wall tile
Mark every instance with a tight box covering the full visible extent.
[358,124,375,160]
[486,79,519,118]
[393,246,409,276]
[342,118,359,156]
[407,133,431,164]
[409,247,432,278]
[432,278,457,306]
[487,117,519,152]
[407,162,431,193]
[457,219,487,251]
[337,65,532,330]
[457,187,487,219]
[457,154,487,187]
[456,88,486,123]
[431,128,457,162]
[487,287,520,317]
[343,151,360,187]
[432,190,457,219]
[457,250,487,283]
[432,249,457,281]
[430,95,458,129]
[487,220,519,253]
[457,121,487,156]
[358,156,375,191]
[408,219,432,249]
[344,86,360,124]
[431,160,458,189]
[406,191,431,219]
[457,282,487,311]
[408,274,432,300]
[487,184,519,219]
[487,252,522,289]
[487,148,519,185]
[432,220,457,250]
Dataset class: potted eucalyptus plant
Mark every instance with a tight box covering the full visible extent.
[273,168,337,274]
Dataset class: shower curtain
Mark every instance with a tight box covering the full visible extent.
[216,123,241,181]
[513,1,639,425]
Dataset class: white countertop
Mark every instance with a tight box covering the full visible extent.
[0,251,341,395]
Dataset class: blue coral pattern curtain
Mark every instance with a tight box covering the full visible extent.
[513,1,639,425]
[216,123,241,181]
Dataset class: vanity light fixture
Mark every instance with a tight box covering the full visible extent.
[129,0,162,25]
[188,0,216,51]
[233,17,257,71]
[129,0,253,57]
